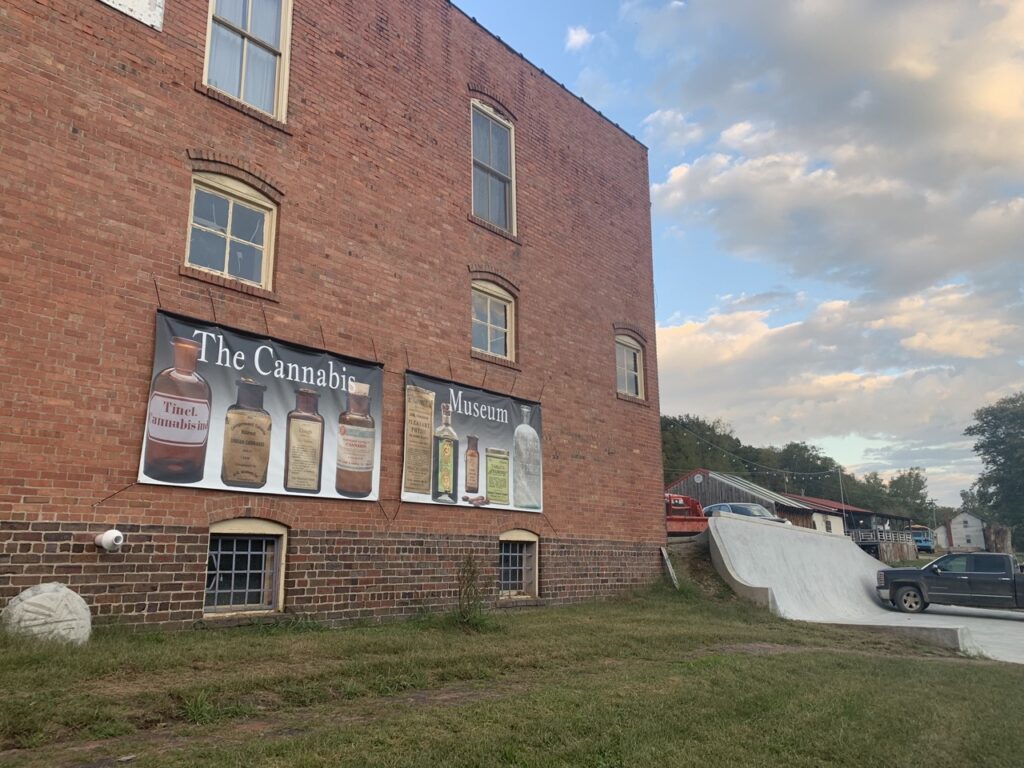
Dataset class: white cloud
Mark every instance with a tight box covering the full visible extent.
[623,0,1024,502]
[655,287,1024,504]
[642,108,703,149]
[565,25,594,52]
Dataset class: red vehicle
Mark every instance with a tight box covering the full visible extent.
[665,494,708,536]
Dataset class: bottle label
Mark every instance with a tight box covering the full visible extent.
[465,452,479,491]
[286,420,323,491]
[337,425,376,472]
[222,414,271,485]
[147,393,210,446]
[486,453,509,504]
[437,438,455,495]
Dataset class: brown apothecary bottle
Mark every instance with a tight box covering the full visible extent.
[221,378,272,488]
[336,382,376,498]
[464,435,480,494]
[143,336,212,483]
[284,387,324,493]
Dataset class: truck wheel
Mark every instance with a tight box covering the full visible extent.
[894,586,927,613]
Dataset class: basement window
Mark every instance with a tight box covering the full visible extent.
[498,529,538,598]
[205,518,287,613]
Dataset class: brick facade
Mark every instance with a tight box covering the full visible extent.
[0,0,664,627]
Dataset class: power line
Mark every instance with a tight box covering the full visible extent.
[667,422,842,477]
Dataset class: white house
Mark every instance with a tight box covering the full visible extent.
[933,512,986,551]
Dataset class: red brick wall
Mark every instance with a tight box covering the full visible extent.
[0,0,664,625]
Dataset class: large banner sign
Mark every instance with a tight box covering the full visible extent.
[139,311,383,499]
[401,373,542,512]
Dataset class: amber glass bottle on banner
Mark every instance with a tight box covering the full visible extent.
[284,388,324,493]
[221,378,272,488]
[464,435,480,494]
[336,382,376,498]
[143,336,212,483]
[431,403,459,504]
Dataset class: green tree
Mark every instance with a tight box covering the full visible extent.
[660,415,745,484]
[964,392,1024,544]
[886,467,935,525]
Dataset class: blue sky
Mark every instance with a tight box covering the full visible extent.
[454,1,1024,505]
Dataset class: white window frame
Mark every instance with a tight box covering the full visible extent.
[186,172,277,289]
[615,334,645,398]
[470,100,517,234]
[205,518,288,615]
[498,529,539,598]
[471,280,516,361]
[202,0,294,121]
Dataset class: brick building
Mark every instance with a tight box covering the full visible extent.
[0,0,664,627]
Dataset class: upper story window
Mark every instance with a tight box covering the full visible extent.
[187,173,276,289]
[472,281,515,360]
[615,335,644,398]
[471,102,515,232]
[205,0,291,119]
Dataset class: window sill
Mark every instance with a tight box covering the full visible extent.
[468,214,521,245]
[471,349,521,371]
[496,596,543,608]
[179,264,280,302]
[197,609,282,627]
[616,391,649,406]
[194,82,293,135]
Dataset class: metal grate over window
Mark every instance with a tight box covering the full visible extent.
[205,534,278,611]
[499,540,525,594]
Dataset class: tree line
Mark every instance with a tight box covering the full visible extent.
[663,391,1023,546]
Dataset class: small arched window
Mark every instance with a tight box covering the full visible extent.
[186,173,277,289]
[472,280,516,360]
[615,334,644,398]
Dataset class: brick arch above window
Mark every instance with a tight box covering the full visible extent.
[467,265,519,297]
[203,494,297,528]
[467,84,517,122]
[187,149,284,204]
[612,321,647,345]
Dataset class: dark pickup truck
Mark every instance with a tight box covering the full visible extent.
[877,552,1024,613]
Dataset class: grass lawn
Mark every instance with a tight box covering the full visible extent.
[2,559,1023,768]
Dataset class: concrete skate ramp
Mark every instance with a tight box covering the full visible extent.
[708,515,1024,664]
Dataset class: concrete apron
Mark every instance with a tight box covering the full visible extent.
[708,515,1024,664]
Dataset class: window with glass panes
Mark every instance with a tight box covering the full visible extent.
[472,282,514,359]
[499,540,525,594]
[206,0,287,117]
[187,175,274,288]
[615,335,644,398]
[205,534,279,611]
[471,104,514,231]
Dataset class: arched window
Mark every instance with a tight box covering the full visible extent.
[472,280,516,360]
[205,518,287,614]
[186,173,277,289]
[615,334,644,398]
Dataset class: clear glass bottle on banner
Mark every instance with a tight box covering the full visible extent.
[512,404,542,509]
[143,336,212,483]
